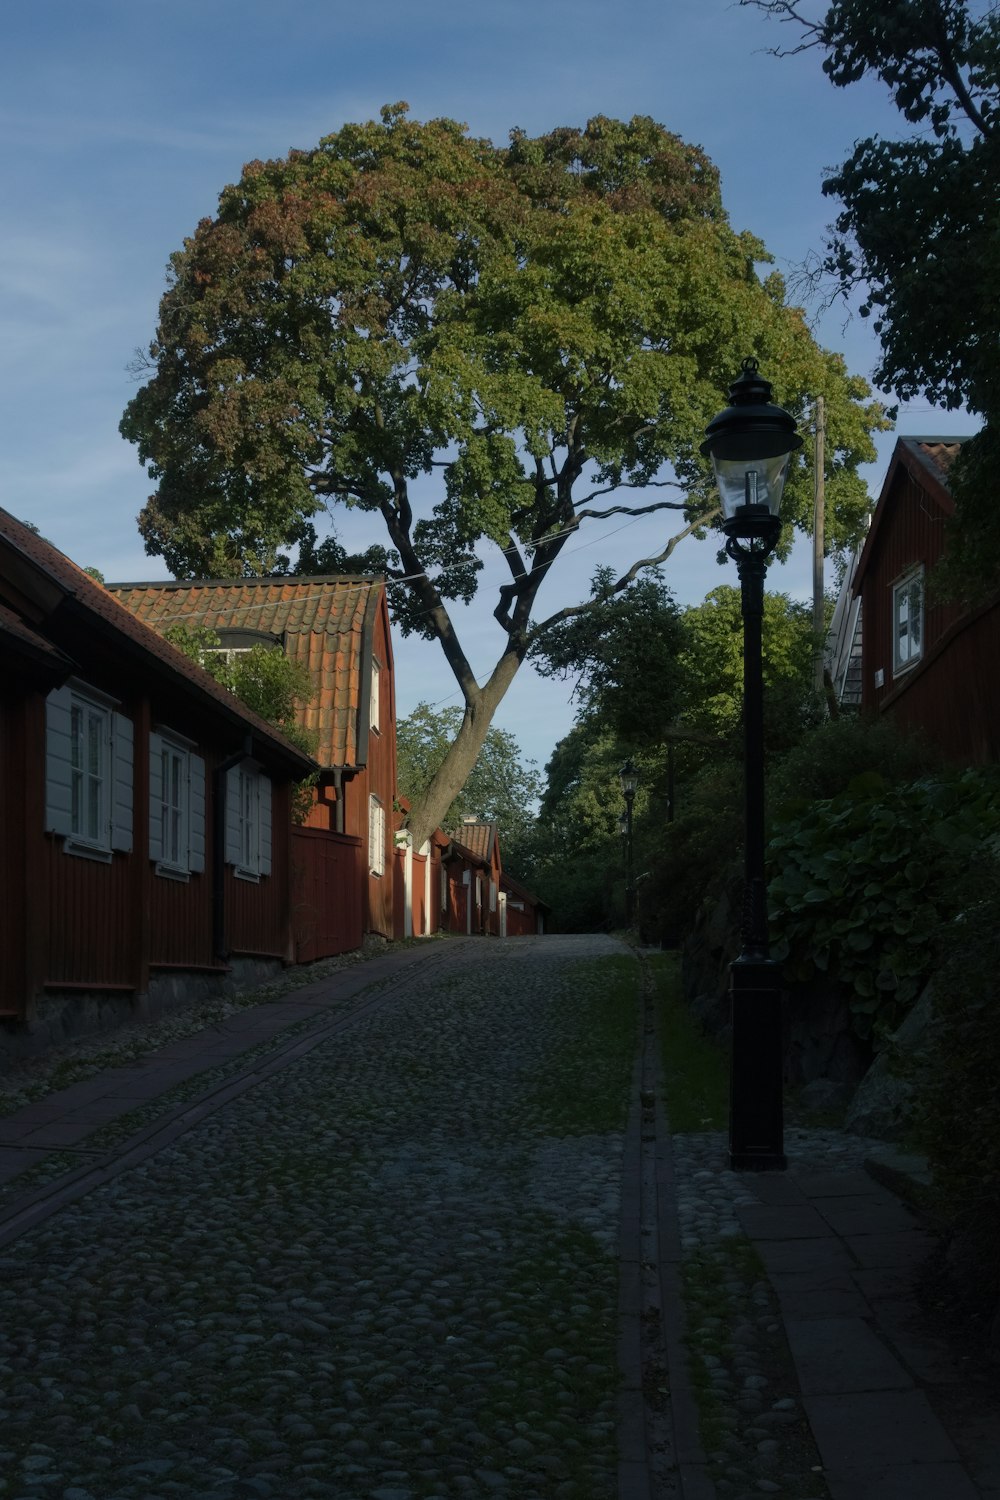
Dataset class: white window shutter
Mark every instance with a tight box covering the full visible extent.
[148,732,164,863]
[111,713,134,852]
[189,755,206,873]
[225,765,242,865]
[259,775,272,876]
[45,686,74,836]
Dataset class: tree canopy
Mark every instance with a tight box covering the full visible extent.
[742,0,1000,595]
[122,104,886,844]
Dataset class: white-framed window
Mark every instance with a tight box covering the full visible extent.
[370,659,381,734]
[893,567,924,674]
[149,731,206,879]
[45,682,133,861]
[225,763,272,881]
[369,795,385,876]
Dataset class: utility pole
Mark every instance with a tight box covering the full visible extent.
[812,395,826,698]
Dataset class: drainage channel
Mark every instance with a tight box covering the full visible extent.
[623,952,715,1500]
[0,940,476,1251]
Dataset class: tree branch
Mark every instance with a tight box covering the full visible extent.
[523,507,719,643]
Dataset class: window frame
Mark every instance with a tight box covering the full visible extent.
[224,762,272,882]
[45,681,133,863]
[370,658,381,734]
[369,794,385,877]
[892,566,925,675]
[149,729,206,881]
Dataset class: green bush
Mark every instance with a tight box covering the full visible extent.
[768,768,1000,1041]
[915,862,1000,1310]
[769,713,941,815]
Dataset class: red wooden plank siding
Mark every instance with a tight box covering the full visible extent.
[227,787,294,958]
[43,841,134,987]
[412,850,427,936]
[290,826,363,962]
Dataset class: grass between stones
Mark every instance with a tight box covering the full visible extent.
[647,953,727,1133]
[523,954,641,1137]
[646,954,830,1498]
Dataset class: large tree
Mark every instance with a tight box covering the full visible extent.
[122,105,884,847]
[741,0,1000,595]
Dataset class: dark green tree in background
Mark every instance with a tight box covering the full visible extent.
[122,104,885,848]
[742,0,1000,596]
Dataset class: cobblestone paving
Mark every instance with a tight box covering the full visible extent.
[0,936,632,1500]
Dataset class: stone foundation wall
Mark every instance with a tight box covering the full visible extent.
[0,957,285,1075]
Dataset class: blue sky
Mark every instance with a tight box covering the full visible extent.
[0,0,971,775]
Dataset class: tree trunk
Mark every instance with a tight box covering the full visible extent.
[405,652,521,849]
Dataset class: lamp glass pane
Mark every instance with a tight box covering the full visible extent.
[711,452,791,521]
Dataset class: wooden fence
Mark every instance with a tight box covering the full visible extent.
[291,827,364,963]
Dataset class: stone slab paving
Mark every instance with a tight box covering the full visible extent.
[0,934,634,1500]
[670,1124,998,1499]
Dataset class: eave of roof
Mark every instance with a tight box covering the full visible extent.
[0,509,315,777]
[852,436,971,595]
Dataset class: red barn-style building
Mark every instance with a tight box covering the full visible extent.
[0,510,316,1066]
[851,437,1000,763]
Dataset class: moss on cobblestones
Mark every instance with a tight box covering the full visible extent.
[649,953,727,1133]
[683,1236,830,1498]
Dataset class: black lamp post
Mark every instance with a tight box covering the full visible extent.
[619,758,638,927]
[701,359,803,1172]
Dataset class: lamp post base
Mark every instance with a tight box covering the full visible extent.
[729,955,786,1172]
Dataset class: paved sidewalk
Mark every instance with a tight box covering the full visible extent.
[737,1160,997,1499]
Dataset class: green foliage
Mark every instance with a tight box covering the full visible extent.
[164,624,318,819]
[678,585,820,752]
[523,721,636,931]
[768,712,942,813]
[769,768,1000,1040]
[744,0,1000,596]
[123,102,885,842]
[395,701,542,870]
[914,860,1000,1303]
[123,105,883,586]
[530,568,687,743]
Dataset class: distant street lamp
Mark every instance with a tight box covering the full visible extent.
[619,758,639,928]
[701,359,803,1172]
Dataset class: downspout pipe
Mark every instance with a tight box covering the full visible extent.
[213,735,253,962]
[332,767,344,834]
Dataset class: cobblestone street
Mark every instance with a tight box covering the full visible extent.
[0,936,634,1500]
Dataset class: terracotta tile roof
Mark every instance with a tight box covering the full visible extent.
[451,819,497,863]
[902,436,967,493]
[0,508,314,776]
[108,576,384,770]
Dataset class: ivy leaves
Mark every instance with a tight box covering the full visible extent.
[769,769,1000,1040]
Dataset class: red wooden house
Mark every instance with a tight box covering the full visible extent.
[110,576,399,941]
[501,872,549,937]
[851,436,1000,763]
[0,509,316,1066]
[444,819,503,936]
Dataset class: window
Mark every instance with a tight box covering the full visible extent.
[489,879,497,913]
[149,731,206,878]
[893,568,924,674]
[71,698,108,846]
[370,659,381,733]
[46,683,133,860]
[225,763,272,880]
[369,795,385,876]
